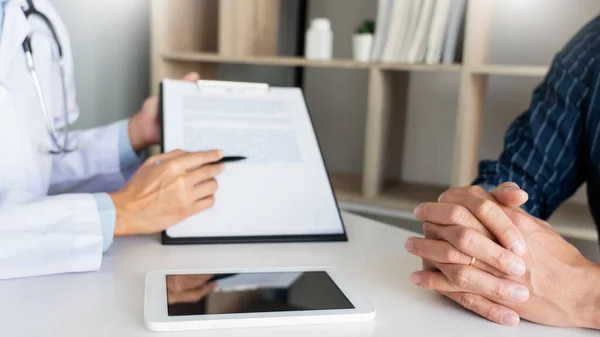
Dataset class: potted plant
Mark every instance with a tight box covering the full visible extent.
[353,20,375,62]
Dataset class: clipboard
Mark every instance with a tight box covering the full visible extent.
[159,79,348,245]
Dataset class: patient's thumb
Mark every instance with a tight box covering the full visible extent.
[491,182,529,208]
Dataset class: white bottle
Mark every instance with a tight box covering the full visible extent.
[305,18,333,60]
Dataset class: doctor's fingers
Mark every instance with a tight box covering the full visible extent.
[184,196,216,217]
[411,263,530,305]
[191,178,219,201]
[147,149,187,166]
[167,274,214,293]
[187,163,225,186]
[441,291,520,326]
[168,282,217,304]
[405,232,526,277]
[181,72,200,82]
[167,149,224,173]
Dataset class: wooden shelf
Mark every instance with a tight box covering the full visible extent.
[162,52,462,72]
[469,65,549,77]
[330,172,446,219]
[379,63,461,72]
[329,173,598,241]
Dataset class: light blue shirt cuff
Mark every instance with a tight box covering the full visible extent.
[118,120,142,170]
[92,193,116,252]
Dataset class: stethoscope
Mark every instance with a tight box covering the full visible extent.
[22,0,75,154]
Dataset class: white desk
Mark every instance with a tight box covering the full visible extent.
[0,212,596,337]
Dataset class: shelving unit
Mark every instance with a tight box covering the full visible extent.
[151,0,598,241]
[162,51,462,72]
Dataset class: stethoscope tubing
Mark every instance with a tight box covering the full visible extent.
[21,0,75,154]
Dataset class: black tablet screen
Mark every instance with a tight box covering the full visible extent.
[166,271,354,316]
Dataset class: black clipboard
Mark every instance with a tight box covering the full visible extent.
[159,79,348,245]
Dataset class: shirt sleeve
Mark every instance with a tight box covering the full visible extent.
[473,30,596,219]
[118,119,143,179]
[49,120,143,195]
[92,193,116,252]
[90,122,144,253]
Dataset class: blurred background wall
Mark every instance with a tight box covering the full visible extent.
[55,0,599,200]
[53,0,151,129]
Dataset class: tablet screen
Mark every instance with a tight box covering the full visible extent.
[166,271,354,316]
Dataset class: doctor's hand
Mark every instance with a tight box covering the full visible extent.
[127,72,200,151]
[406,184,600,329]
[109,149,224,236]
[167,275,216,304]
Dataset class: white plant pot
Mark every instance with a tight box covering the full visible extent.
[353,34,373,62]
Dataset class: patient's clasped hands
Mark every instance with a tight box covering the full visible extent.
[405,183,600,329]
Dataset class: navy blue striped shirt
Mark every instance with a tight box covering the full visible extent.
[474,16,600,232]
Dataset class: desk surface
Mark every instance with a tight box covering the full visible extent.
[0,212,596,337]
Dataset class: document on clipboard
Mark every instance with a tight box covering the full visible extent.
[160,79,347,244]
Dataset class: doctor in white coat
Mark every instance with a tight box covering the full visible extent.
[0,0,224,279]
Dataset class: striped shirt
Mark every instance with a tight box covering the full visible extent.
[474,16,600,233]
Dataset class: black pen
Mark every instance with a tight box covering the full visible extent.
[211,156,247,165]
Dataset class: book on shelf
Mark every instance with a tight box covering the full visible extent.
[424,0,453,64]
[370,0,394,61]
[397,0,424,63]
[380,0,412,62]
[441,0,467,64]
[406,0,436,64]
[370,0,466,65]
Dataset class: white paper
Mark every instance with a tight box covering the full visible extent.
[162,80,345,238]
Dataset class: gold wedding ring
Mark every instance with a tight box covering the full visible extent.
[469,257,477,267]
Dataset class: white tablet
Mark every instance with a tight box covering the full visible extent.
[144,268,376,331]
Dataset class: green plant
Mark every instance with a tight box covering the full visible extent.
[356,19,375,34]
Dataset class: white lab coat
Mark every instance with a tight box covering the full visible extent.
[0,0,134,279]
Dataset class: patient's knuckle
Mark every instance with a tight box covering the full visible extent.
[458,293,477,310]
[449,205,468,224]
[419,274,434,289]
[475,199,494,215]
[500,226,519,243]
[493,249,510,269]
[466,185,486,197]
[485,307,502,322]
[451,267,470,287]
[445,248,462,263]
[455,228,476,250]
[491,281,507,299]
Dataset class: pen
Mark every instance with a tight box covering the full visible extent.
[211,156,247,165]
